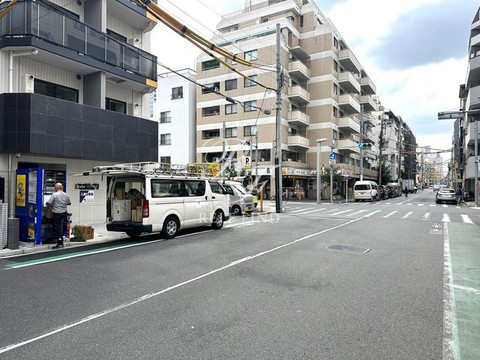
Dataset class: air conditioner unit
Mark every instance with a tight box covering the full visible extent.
[21,74,34,93]
[127,38,139,46]
[127,103,140,117]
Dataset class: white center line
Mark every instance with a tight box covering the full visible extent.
[442,214,451,222]
[402,211,412,219]
[300,208,326,214]
[330,209,353,216]
[347,209,367,217]
[422,212,431,220]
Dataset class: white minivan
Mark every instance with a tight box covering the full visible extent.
[106,173,230,239]
[353,181,378,202]
[219,180,254,215]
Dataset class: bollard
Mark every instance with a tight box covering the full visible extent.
[7,217,19,250]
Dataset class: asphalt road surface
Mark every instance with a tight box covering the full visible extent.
[0,189,478,359]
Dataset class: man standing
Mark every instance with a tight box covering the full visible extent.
[46,183,71,249]
[455,186,463,205]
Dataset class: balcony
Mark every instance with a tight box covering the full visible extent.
[288,86,310,104]
[465,120,480,146]
[360,95,378,112]
[108,0,157,31]
[471,33,480,48]
[288,61,310,82]
[288,110,310,126]
[287,135,310,149]
[467,55,480,88]
[338,72,361,94]
[288,45,310,61]
[360,76,376,95]
[338,116,360,134]
[337,138,360,154]
[361,113,376,126]
[465,156,479,179]
[467,85,480,110]
[0,1,157,92]
[338,94,360,114]
[339,49,362,73]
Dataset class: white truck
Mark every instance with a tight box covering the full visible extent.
[403,179,415,193]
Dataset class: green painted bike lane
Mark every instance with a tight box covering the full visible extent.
[447,222,480,360]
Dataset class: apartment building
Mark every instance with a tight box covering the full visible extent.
[0,0,158,240]
[154,69,197,165]
[195,0,379,200]
[458,6,480,198]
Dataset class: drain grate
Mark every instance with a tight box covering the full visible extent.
[326,244,370,253]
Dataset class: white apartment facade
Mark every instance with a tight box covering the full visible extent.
[195,0,379,200]
[155,69,197,165]
[0,0,158,244]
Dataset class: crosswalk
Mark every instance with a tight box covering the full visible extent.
[283,203,479,224]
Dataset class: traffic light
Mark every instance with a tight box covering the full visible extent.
[358,143,372,148]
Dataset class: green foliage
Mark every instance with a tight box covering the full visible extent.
[381,163,392,184]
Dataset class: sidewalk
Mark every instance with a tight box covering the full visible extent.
[0,225,128,258]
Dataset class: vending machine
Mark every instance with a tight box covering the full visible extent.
[15,168,66,245]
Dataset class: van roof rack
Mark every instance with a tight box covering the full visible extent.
[75,162,220,178]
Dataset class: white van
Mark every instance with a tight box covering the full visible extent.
[353,181,378,202]
[104,172,230,239]
[219,180,254,215]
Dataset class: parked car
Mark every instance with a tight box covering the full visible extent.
[385,184,398,198]
[436,188,456,204]
[353,181,378,202]
[378,185,388,200]
[220,180,254,215]
[433,184,441,191]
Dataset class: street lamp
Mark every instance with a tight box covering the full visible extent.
[316,138,327,204]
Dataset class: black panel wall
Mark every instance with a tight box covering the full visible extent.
[0,93,158,162]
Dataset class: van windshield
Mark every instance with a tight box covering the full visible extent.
[230,183,247,195]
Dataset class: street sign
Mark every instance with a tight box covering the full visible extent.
[437,111,464,120]
[244,156,251,169]
[329,153,336,160]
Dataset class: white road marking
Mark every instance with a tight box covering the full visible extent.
[325,208,339,213]
[418,203,425,206]
[290,208,314,213]
[402,211,412,219]
[422,212,431,220]
[442,214,451,222]
[430,204,437,207]
[460,214,474,224]
[443,223,459,359]
[299,208,326,215]
[347,209,367,217]
[363,210,381,218]
[383,211,397,218]
[330,209,353,216]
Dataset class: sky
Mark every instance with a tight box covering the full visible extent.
[151,0,479,156]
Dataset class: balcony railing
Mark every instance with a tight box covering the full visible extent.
[288,110,310,126]
[0,0,157,80]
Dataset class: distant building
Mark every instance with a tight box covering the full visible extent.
[195,0,379,200]
[154,69,197,164]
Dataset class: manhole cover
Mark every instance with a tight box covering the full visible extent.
[326,244,370,253]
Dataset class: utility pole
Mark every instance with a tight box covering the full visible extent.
[275,23,282,213]
[360,105,364,181]
[378,113,385,185]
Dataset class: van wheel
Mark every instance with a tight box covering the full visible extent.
[126,230,142,238]
[212,210,224,229]
[163,216,179,239]
[231,205,242,216]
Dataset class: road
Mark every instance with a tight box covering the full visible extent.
[0,190,478,359]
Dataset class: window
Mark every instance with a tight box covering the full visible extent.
[244,125,257,136]
[244,100,257,112]
[332,130,338,141]
[225,79,237,91]
[171,86,183,99]
[35,79,78,103]
[160,156,171,164]
[107,29,126,43]
[333,83,339,95]
[225,127,237,138]
[244,75,257,87]
[202,59,220,71]
[333,107,338,117]
[334,37,339,49]
[225,104,237,114]
[160,133,171,145]
[105,97,126,114]
[202,82,220,94]
[333,61,339,72]
[202,130,220,139]
[160,111,171,123]
[202,106,220,117]
[151,179,204,198]
[245,49,258,61]
[300,15,304,27]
